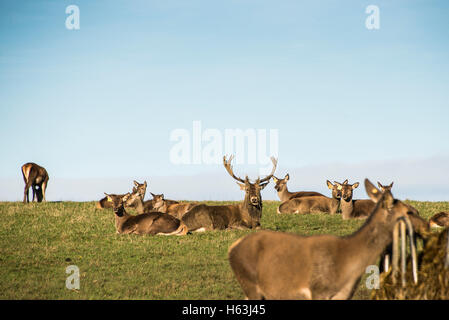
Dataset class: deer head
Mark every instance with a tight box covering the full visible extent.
[223,155,277,209]
[150,193,165,211]
[105,192,131,217]
[377,181,394,192]
[272,174,289,192]
[326,179,347,199]
[335,180,359,203]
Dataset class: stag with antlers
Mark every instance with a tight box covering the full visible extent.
[181,155,277,232]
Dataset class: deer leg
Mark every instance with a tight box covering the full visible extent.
[23,183,30,203]
[32,184,37,202]
[41,180,47,202]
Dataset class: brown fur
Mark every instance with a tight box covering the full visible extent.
[106,193,187,236]
[273,174,324,202]
[277,180,343,215]
[21,162,49,203]
[96,180,147,209]
[228,179,416,300]
[429,212,449,228]
[181,155,277,232]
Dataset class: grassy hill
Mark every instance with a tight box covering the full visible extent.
[0,200,447,299]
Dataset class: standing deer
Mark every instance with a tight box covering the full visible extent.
[105,193,187,236]
[181,155,277,232]
[277,180,346,215]
[272,174,324,202]
[228,179,418,300]
[21,162,49,203]
[96,180,147,209]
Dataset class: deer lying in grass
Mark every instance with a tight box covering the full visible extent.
[181,155,277,232]
[339,181,419,220]
[276,180,345,215]
[429,212,449,228]
[151,194,199,219]
[228,179,418,300]
[144,193,179,213]
[105,193,187,236]
[21,162,49,203]
[272,174,324,202]
[96,180,147,209]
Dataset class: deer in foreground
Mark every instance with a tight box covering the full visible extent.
[21,162,49,203]
[228,179,418,300]
[181,155,277,232]
[105,193,187,236]
[96,180,147,209]
[276,180,346,215]
[272,174,324,202]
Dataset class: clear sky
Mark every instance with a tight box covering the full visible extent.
[1,1,448,201]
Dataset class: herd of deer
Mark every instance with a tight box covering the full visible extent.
[20,160,449,299]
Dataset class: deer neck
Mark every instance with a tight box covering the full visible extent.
[343,206,393,270]
[278,186,293,202]
[133,197,145,214]
[114,207,131,232]
[238,196,262,228]
[340,198,354,219]
[330,196,341,214]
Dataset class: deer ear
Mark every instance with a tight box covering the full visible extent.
[352,182,360,189]
[285,174,289,181]
[272,176,278,183]
[343,179,348,184]
[150,192,155,198]
[161,194,164,199]
[389,182,394,188]
[365,179,382,203]
[134,180,139,186]
[326,180,334,189]
[377,181,383,189]
[144,181,147,187]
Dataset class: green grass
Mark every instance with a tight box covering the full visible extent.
[0,200,447,300]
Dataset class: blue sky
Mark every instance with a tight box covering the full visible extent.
[0,1,448,201]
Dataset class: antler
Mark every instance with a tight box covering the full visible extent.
[259,157,278,183]
[223,155,246,183]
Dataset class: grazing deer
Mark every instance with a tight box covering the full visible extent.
[105,193,187,236]
[21,162,49,203]
[272,174,324,202]
[181,155,277,232]
[96,180,146,209]
[228,179,418,300]
[429,212,449,228]
[276,180,345,215]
